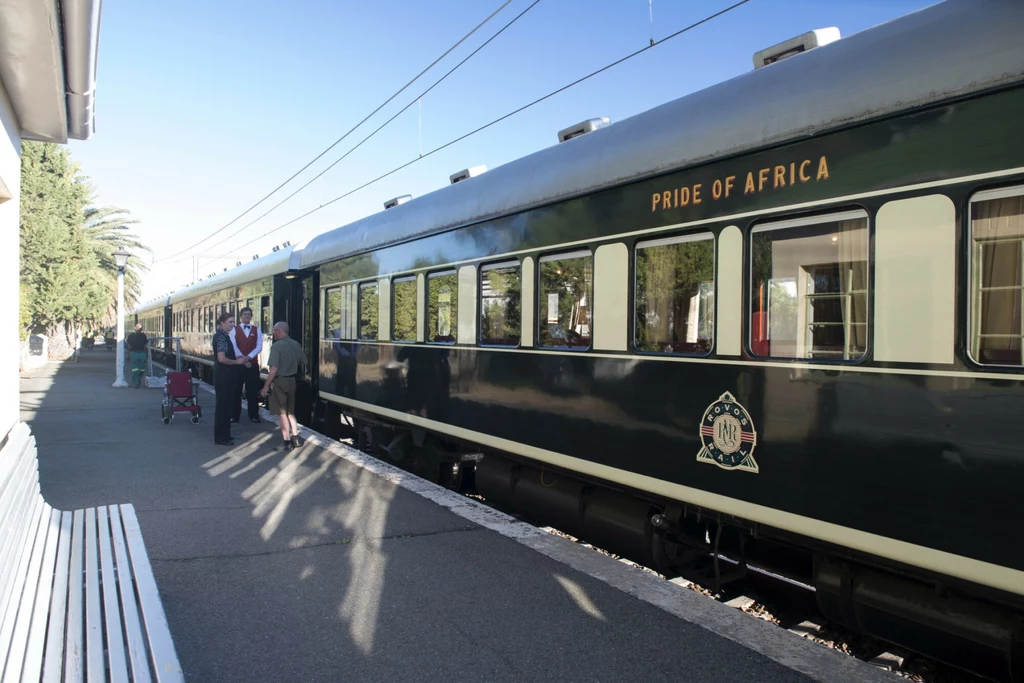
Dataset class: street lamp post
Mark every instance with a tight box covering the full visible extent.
[112,248,131,388]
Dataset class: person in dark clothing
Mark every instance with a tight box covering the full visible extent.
[125,324,149,388]
[212,313,247,445]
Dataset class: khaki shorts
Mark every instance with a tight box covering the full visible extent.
[269,376,296,415]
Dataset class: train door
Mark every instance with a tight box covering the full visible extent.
[276,271,319,426]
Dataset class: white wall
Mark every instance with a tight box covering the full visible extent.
[0,76,22,441]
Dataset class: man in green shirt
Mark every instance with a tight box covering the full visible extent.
[259,322,305,450]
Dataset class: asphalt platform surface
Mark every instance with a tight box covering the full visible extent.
[18,352,891,682]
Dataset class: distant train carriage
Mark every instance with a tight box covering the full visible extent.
[134,244,319,422]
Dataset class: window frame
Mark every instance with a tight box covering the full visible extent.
[747,208,871,362]
[260,296,271,334]
[478,259,522,348]
[391,275,418,343]
[967,184,1024,368]
[357,280,379,341]
[426,269,459,345]
[537,249,594,351]
[632,231,716,357]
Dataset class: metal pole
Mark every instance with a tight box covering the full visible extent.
[112,267,128,387]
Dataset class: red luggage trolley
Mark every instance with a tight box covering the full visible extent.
[161,371,202,425]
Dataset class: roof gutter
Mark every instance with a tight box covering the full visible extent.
[61,0,102,140]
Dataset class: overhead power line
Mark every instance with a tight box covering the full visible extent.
[192,0,543,258]
[227,0,753,256]
[159,0,515,263]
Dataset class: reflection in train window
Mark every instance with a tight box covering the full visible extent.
[635,233,714,354]
[971,188,1024,365]
[427,271,458,344]
[324,288,341,338]
[358,282,379,340]
[392,277,417,343]
[750,210,869,360]
[260,296,271,334]
[480,261,521,346]
[538,251,592,349]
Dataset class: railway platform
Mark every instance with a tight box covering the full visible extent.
[17,352,894,683]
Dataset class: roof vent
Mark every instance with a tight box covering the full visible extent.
[557,117,610,144]
[272,245,280,252]
[236,261,242,267]
[384,194,412,209]
[283,241,291,248]
[449,165,487,185]
[753,28,840,69]
[252,254,258,260]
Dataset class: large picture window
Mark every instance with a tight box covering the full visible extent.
[635,233,714,354]
[538,251,592,349]
[392,277,417,342]
[427,271,458,343]
[358,282,379,341]
[750,211,869,360]
[970,188,1024,365]
[480,261,521,346]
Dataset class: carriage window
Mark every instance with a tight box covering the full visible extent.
[427,271,458,344]
[971,189,1024,365]
[635,233,714,354]
[480,261,521,346]
[538,251,593,349]
[260,296,271,334]
[358,282,379,340]
[750,210,869,360]
[207,307,213,332]
[392,277,417,342]
[324,288,342,338]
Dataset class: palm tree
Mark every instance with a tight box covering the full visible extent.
[80,203,151,332]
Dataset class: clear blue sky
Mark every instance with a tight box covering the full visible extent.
[67,0,939,302]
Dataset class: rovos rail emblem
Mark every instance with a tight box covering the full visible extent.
[698,392,759,474]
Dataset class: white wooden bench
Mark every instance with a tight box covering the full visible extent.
[0,423,184,682]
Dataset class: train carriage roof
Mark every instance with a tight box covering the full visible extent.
[299,0,1024,270]
[164,244,302,308]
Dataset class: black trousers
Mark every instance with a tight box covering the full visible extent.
[234,363,262,420]
[214,365,237,443]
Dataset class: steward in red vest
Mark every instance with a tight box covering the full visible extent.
[232,307,264,423]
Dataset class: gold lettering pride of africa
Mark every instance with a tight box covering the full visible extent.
[651,156,830,213]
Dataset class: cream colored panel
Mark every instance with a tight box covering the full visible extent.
[458,265,477,344]
[377,277,391,342]
[347,284,358,339]
[416,273,426,343]
[594,243,628,351]
[522,257,535,347]
[875,195,955,364]
[716,225,742,356]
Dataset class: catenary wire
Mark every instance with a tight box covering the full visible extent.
[226,0,753,256]
[159,0,514,263]
[194,0,543,258]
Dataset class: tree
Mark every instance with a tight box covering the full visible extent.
[19,141,149,356]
